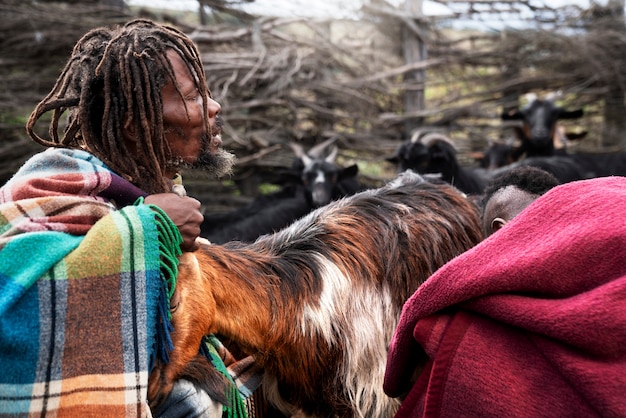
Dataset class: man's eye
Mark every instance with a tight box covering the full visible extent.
[185,89,201,101]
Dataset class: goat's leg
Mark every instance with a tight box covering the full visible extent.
[148,253,215,410]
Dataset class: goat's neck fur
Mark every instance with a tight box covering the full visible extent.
[173,172,483,417]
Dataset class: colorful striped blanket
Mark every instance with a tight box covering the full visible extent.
[0,148,180,416]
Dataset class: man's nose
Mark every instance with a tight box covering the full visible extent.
[207,97,221,118]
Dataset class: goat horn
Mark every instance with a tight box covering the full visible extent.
[523,92,538,104]
[288,141,305,158]
[308,137,338,159]
[545,90,563,102]
[288,142,313,166]
[325,146,338,163]
[409,128,430,143]
[419,133,457,150]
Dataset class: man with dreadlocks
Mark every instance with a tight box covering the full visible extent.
[0,19,258,417]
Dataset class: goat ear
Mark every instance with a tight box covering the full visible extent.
[558,108,584,119]
[501,109,523,120]
[338,164,359,180]
[566,130,588,141]
[468,151,485,162]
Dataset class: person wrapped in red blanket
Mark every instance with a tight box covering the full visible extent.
[384,175,626,417]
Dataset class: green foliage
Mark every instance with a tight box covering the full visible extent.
[259,183,281,194]
[0,113,28,126]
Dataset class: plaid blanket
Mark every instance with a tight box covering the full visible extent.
[0,148,180,417]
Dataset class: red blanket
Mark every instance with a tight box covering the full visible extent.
[384,176,626,417]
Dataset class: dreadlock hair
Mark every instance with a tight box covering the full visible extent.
[26,19,212,194]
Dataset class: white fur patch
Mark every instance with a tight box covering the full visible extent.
[300,254,350,343]
[298,254,402,417]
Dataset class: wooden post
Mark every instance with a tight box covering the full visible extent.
[499,29,522,118]
[601,0,626,148]
[403,0,426,138]
[199,0,208,26]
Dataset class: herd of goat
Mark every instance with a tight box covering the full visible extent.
[152,93,624,417]
[203,93,624,246]
[388,93,626,196]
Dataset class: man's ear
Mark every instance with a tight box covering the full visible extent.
[123,116,136,141]
[491,217,507,233]
[122,116,138,153]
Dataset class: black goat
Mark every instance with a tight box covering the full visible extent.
[499,156,588,184]
[567,152,626,179]
[494,150,626,185]
[387,132,490,195]
[200,186,310,243]
[287,139,363,207]
[475,140,516,171]
[201,138,365,243]
[501,93,584,158]
[477,127,588,172]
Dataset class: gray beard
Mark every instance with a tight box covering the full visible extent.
[166,130,236,178]
[167,147,236,178]
[193,147,236,178]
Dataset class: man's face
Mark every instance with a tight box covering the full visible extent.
[161,49,234,178]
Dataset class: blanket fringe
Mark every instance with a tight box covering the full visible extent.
[201,335,249,418]
[136,197,182,365]
[136,199,247,418]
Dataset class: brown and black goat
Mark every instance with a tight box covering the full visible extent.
[148,171,483,417]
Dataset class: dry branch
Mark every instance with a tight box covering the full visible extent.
[1,0,625,211]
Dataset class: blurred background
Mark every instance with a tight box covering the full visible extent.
[2,0,624,212]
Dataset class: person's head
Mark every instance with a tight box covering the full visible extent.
[26,19,234,193]
[481,165,559,236]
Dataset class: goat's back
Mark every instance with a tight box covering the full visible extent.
[212,171,482,417]
[254,171,482,308]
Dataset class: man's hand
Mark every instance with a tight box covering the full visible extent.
[145,193,204,252]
